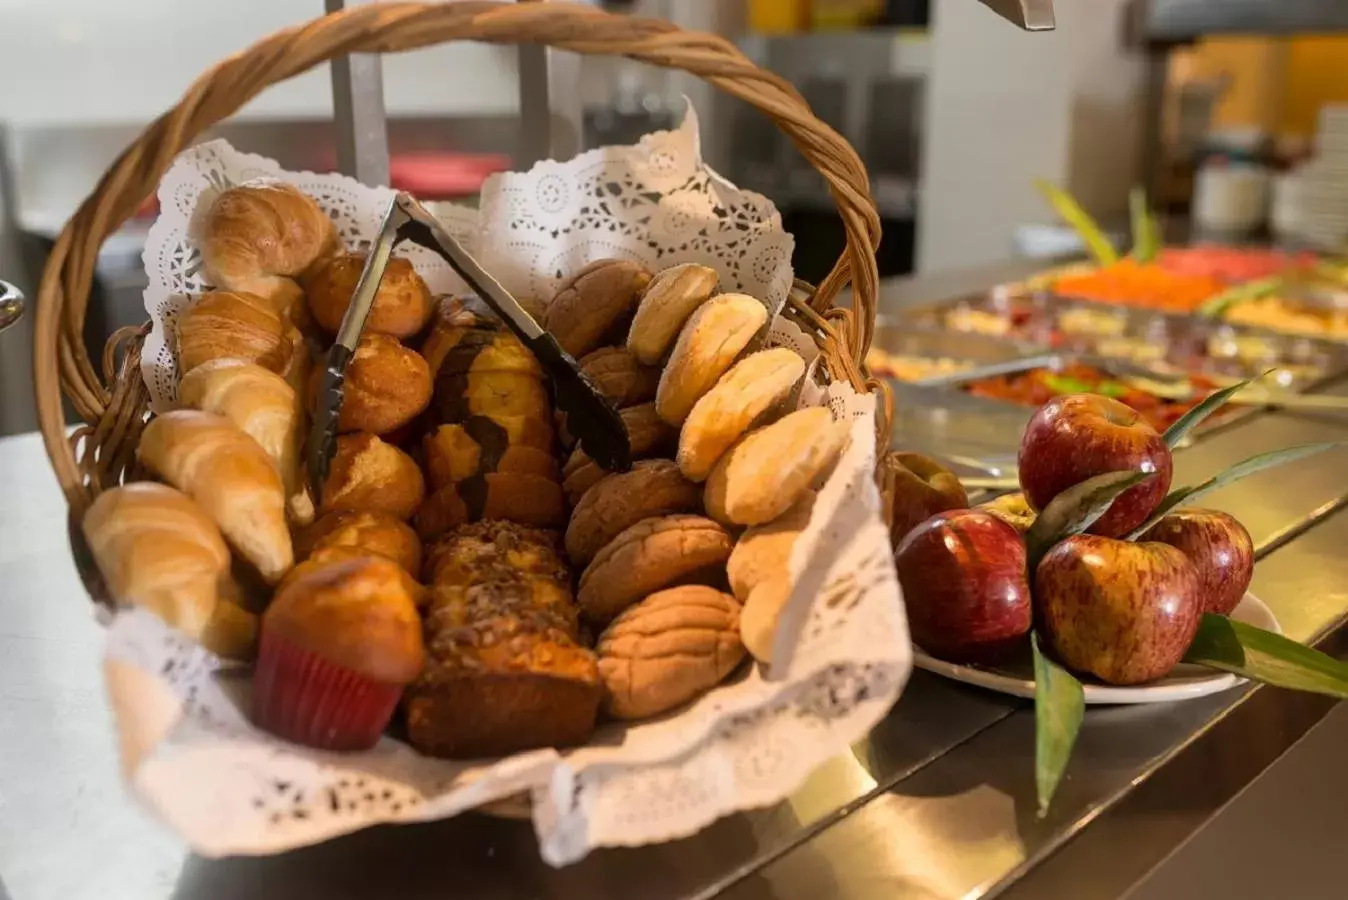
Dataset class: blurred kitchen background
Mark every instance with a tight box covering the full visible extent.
[2,0,1347,435]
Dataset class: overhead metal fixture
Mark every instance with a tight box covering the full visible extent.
[979,0,1056,30]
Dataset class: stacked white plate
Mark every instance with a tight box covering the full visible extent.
[1300,104,1348,251]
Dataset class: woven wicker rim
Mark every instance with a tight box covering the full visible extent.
[33,0,885,516]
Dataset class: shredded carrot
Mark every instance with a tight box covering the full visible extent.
[1052,260,1225,313]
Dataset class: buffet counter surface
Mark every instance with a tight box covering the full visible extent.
[6,261,1348,900]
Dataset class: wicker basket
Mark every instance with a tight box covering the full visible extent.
[33,0,886,526]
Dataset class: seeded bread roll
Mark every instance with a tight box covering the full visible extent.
[405,522,598,759]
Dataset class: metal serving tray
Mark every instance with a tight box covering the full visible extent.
[894,290,1348,387]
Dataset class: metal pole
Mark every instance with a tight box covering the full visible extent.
[516,0,585,168]
[325,0,391,186]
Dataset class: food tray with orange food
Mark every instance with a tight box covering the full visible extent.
[897,291,1348,388]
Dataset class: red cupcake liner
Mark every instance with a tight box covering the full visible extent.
[252,629,404,751]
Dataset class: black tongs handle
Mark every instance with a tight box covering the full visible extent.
[390,194,631,473]
[307,197,404,498]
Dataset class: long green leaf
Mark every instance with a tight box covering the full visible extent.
[1185,615,1348,698]
[1024,470,1147,569]
[1127,442,1346,539]
[1035,179,1119,267]
[1197,275,1284,319]
[1034,633,1085,817]
[1129,186,1161,263]
[1162,374,1267,449]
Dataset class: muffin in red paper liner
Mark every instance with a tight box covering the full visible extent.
[253,556,425,751]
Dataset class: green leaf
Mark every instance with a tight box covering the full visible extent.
[1034,633,1085,817]
[1035,179,1120,267]
[1041,374,1094,395]
[1184,615,1348,698]
[1127,442,1347,539]
[1024,470,1148,570]
[1129,186,1161,263]
[1197,275,1284,319]
[1161,373,1266,449]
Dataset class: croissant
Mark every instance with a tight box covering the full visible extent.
[178,359,314,525]
[82,483,257,660]
[200,181,338,315]
[138,410,294,583]
[177,290,293,376]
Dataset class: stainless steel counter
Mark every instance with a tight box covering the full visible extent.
[4,264,1348,899]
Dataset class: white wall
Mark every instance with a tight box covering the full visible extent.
[917,0,1144,274]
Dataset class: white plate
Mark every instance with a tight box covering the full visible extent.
[913,593,1280,705]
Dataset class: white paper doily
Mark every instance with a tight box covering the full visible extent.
[141,106,795,413]
[118,107,908,865]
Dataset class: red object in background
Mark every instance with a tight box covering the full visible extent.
[388,153,513,199]
[1158,246,1318,284]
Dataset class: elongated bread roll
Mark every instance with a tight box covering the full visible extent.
[178,359,314,525]
[138,410,294,583]
[200,181,337,314]
[82,483,257,660]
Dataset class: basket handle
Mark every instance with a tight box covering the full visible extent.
[34,0,881,510]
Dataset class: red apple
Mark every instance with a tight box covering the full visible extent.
[886,451,970,548]
[1036,534,1200,685]
[1019,394,1173,538]
[895,509,1032,664]
[1142,509,1253,616]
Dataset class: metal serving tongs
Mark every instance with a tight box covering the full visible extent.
[308,192,631,497]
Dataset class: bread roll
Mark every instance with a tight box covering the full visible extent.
[656,294,768,426]
[308,333,432,435]
[137,410,294,583]
[678,348,805,482]
[627,263,719,364]
[564,460,701,566]
[705,408,847,527]
[320,433,426,521]
[178,359,313,525]
[82,483,245,645]
[307,253,433,338]
[177,291,293,376]
[200,181,337,314]
[726,491,816,601]
[597,586,744,719]
[295,510,422,578]
[544,259,652,357]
